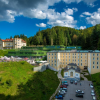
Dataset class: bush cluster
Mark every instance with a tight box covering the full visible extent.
[6,79,13,86]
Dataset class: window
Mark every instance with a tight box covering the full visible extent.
[81,63,82,66]
[93,62,95,64]
[66,56,67,58]
[81,53,82,55]
[63,56,64,58]
[55,57,56,59]
[49,60,50,62]
[66,53,67,55]
[75,53,76,55]
[85,53,87,55]
[78,60,79,62]
[78,63,79,65]
[81,56,82,58]
[66,63,67,64]
[93,54,95,56]
[63,53,64,55]
[76,74,78,76]
[85,60,86,62]
[52,61,53,62]
[49,53,50,55]
[93,57,95,60]
[63,59,64,61]
[78,56,79,58]
[55,64,56,66]
[52,64,53,66]
[97,54,99,56]
[75,56,76,58]
[73,53,74,55]
[97,57,98,60]
[49,57,50,59]
[85,56,87,58]
[78,53,79,56]
[97,66,98,69]
[93,66,94,68]
[97,62,98,64]
[75,60,76,62]
[69,59,70,61]
[66,59,67,61]
[52,57,53,59]
[55,60,56,62]
[81,60,82,62]
[69,53,70,55]
[73,56,74,58]
[52,53,53,55]
[55,53,56,55]
[63,63,64,64]
[73,60,74,61]
[69,56,70,58]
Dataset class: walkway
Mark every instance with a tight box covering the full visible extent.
[81,74,88,81]
[57,69,63,79]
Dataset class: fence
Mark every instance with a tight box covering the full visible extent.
[49,78,61,100]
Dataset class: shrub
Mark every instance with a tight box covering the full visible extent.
[0,82,4,86]
[6,79,13,86]
[0,77,2,82]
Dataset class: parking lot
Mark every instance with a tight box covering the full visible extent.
[62,80,93,100]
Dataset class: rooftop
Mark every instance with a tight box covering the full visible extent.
[48,50,100,53]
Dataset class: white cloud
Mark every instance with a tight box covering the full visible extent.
[82,12,91,16]
[36,23,46,27]
[81,8,100,25]
[80,15,85,17]
[72,8,78,12]
[80,26,86,29]
[46,8,77,28]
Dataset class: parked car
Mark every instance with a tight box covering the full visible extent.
[55,94,63,99]
[76,93,83,98]
[59,90,66,94]
[59,91,65,97]
[74,81,77,85]
[93,96,96,100]
[62,81,68,84]
[60,85,67,88]
[76,90,84,94]
[62,82,69,86]
[91,93,95,96]
[91,90,94,93]
[61,87,67,92]
[70,80,73,84]
[90,84,94,88]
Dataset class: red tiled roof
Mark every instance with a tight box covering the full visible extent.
[1,39,13,42]
[22,39,26,43]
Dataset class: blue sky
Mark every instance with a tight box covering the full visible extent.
[0,0,100,39]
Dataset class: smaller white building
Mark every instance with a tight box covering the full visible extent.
[64,63,80,80]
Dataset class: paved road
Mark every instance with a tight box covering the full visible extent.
[63,80,93,100]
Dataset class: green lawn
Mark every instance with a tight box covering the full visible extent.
[61,69,64,77]
[91,72,100,100]
[0,61,59,100]
[80,77,84,80]
[84,75,91,81]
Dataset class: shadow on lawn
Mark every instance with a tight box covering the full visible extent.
[0,69,59,100]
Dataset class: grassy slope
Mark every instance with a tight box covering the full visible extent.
[0,61,59,100]
[0,50,8,57]
[61,69,64,77]
[91,73,100,100]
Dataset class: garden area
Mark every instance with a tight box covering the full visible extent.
[91,72,100,100]
[0,61,59,100]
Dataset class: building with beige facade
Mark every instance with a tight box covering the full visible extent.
[47,50,100,74]
[0,38,26,49]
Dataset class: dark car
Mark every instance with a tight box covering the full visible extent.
[76,93,83,98]
[58,91,65,97]
[70,80,73,84]
[55,95,63,99]
[62,82,69,86]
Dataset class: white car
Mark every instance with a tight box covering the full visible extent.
[90,84,94,88]
[93,96,96,100]
[91,93,95,96]
[59,90,66,94]
[91,90,94,93]
[76,90,84,94]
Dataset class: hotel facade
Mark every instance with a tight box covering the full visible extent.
[0,38,26,49]
[47,50,100,74]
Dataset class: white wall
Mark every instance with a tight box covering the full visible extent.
[75,73,80,78]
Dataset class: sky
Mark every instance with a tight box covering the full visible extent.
[0,0,100,39]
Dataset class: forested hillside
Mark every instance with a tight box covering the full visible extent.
[9,24,100,50]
